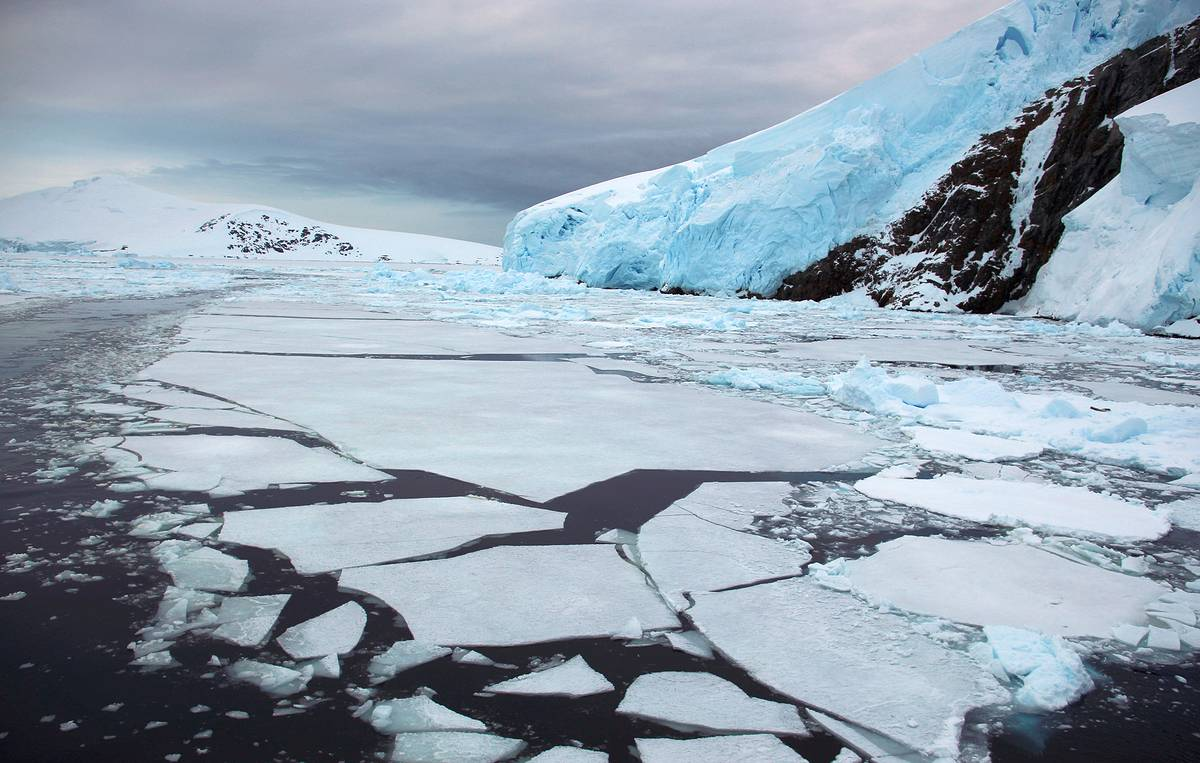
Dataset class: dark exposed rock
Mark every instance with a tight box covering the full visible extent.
[776,18,1200,312]
[197,213,356,257]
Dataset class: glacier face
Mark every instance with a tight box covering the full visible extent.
[1016,79,1200,328]
[503,0,1200,296]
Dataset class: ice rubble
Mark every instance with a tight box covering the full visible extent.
[275,601,366,659]
[636,482,811,610]
[836,536,1167,637]
[483,656,613,698]
[503,0,1196,296]
[142,352,879,501]
[339,545,680,646]
[688,577,1007,759]
[368,641,452,684]
[218,497,565,574]
[212,594,291,647]
[368,696,486,734]
[387,731,525,763]
[634,734,808,763]
[1018,79,1200,329]
[854,474,1168,540]
[111,434,390,496]
[904,425,1044,462]
[979,626,1094,711]
[616,671,808,736]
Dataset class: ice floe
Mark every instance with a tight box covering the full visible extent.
[219,497,565,574]
[142,352,880,501]
[368,641,452,684]
[635,734,807,762]
[340,545,679,645]
[483,656,613,697]
[637,483,811,610]
[387,731,525,763]
[837,536,1167,637]
[525,747,607,762]
[275,601,366,659]
[617,671,808,736]
[368,696,486,733]
[113,434,390,496]
[689,577,1006,759]
[904,425,1045,462]
[213,594,291,647]
[162,546,248,592]
[854,474,1169,540]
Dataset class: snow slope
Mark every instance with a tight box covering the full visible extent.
[1015,79,1200,328]
[0,176,499,264]
[503,0,1198,296]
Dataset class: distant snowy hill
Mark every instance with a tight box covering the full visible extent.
[0,176,499,265]
[503,0,1199,329]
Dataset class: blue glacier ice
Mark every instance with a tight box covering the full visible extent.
[503,0,1199,296]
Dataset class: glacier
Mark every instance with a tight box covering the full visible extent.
[503,0,1197,297]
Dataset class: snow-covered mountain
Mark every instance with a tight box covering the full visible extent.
[0,176,499,265]
[503,0,1200,329]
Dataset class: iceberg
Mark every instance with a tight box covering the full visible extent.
[339,545,680,646]
[616,671,808,736]
[482,656,613,698]
[503,0,1196,297]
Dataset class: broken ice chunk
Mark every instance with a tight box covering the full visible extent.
[808,710,922,762]
[212,594,291,647]
[388,731,526,763]
[1147,625,1182,651]
[664,630,715,659]
[227,660,312,697]
[617,672,808,736]
[1111,624,1149,647]
[905,425,1046,462]
[129,512,195,537]
[368,641,452,684]
[451,648,502,667]
[175,522,221,540]
[368,696,486,734]
[595,528,637,545]
[983,626,1094,711]
[219,497,565,574]
[340,545,679,646]
[276,601,366,659]
[524,747,607,762]
[163,547,248,592]
[302,654,340,679]
[483,656,613,698]
[635,735,807,762]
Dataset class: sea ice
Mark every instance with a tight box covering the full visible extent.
[368,696,487,734]
[276,601,366,659]
[617,671,808,736]
[637,486,811,610]
[142,352,879,501]
[981,626,1094,711]
[904,425,1045,462]
[388,731,526,763]
[212,595,291,647]
[688,578,1006,759]
[854,474,1169,540]
[226,660,312,697]
[162,547,248,592]
[219,497,565,574]
[339,545,680,646]
[117,434,390,496]
[525,747,607,762]
[483,656,613,698]
[368,641,452,684]
[840,536,1167,637]
[634,735,807,763]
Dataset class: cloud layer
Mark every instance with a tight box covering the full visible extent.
[0,0,1007,242]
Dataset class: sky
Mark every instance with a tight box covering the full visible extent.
[0,0,1008,244]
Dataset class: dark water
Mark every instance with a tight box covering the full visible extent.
[2,295,1199,762]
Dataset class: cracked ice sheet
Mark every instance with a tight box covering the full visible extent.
[855,474,1169,541]
[122,384,235,409]
[115,434,390,496]
[637,483,811,611]
[774,337,1045,367]
[483,655,613,697]
[339,545,680,646]
[176,312,589,355]
[635,735,808,763]
[147,407,307,432]
[688,578,1006,760]
[140,353,880,502]
[617,671,808,736]
[840,536,1167,638]
[218,497,565,574]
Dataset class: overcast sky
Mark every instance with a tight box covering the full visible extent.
[0,0,1007,244]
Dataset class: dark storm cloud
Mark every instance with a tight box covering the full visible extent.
[0,0,1008,241]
